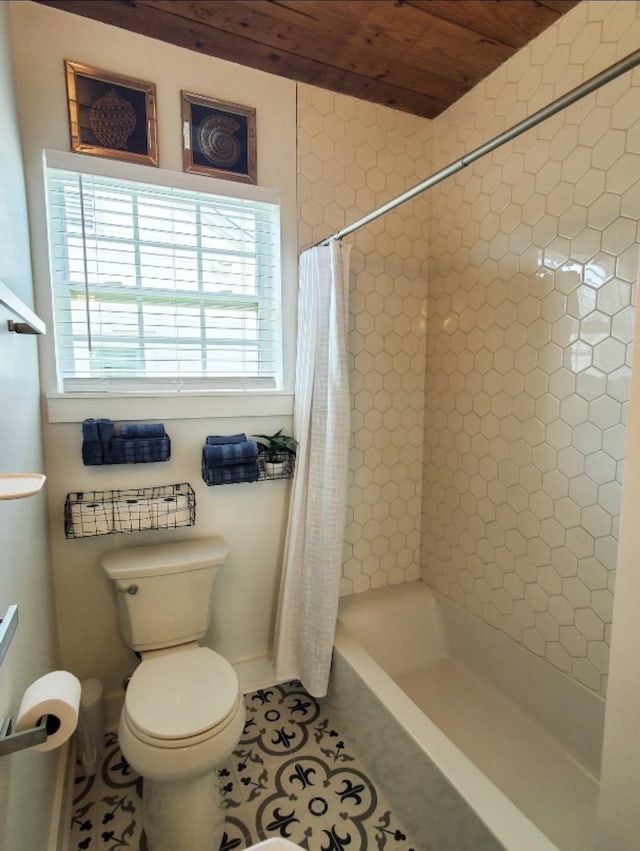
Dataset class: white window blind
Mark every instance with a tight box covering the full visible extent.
[45,167,282,392]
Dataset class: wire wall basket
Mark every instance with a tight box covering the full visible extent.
[64,482,196,539]
[258,451,296,481]
[201,449,295,486]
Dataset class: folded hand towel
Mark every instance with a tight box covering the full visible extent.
[96,418,115,441]
[203,461,260,485]
[82,419,99,441]
[82,441,103,466]
[203,441,258,467]
[110,437,171,464]
[205,433,247,445]
[120,423,166,438]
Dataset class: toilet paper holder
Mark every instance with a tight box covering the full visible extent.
[0,714,50,756]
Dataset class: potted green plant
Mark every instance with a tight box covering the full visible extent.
[252,429,297,477]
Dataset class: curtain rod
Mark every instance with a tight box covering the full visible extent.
[316,47,640,247]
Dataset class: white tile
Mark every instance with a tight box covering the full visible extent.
[575,608,605,641]
[536,611,560,642]
[546,641,572,673]
[559,625,587,657]
[525,583,549,613]
[566,525,595,558]
[584,450,617,485]
[591,589,614,622]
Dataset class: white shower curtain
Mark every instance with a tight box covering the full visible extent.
[273,239,351,697]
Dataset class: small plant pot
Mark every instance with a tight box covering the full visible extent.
[264,460,287,477]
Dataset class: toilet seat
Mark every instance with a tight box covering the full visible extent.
[125,646,240,748]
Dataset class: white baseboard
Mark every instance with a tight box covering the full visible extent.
[234,654,278,693]
[48,738,75,851]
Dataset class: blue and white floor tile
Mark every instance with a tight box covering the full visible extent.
[70,680,417,851]
[71,733,145,850]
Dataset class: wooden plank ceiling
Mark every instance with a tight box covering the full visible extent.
[36,0,581,118]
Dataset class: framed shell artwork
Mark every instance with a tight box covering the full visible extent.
[181,91,257,184]
[64,60,158,166]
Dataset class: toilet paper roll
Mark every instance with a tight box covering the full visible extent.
[153,494,191,529]
[113,498,154,533]
[71,502,113,537]
[15,671,81,752]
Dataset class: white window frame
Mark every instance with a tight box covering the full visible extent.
[42,150,295,422]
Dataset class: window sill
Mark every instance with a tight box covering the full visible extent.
[45,391,294,424]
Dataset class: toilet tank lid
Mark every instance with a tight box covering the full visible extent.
[101,537,228,579]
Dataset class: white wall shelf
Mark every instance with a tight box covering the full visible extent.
[0,474,46,500]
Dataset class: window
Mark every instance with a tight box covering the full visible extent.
[45,165,282,393]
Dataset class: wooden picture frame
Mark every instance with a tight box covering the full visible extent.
[182,91,257,184]
[65,60,158,166]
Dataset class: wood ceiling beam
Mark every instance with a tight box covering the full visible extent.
[268,0,513,81]
[36,0,449,117]
[540,1,582,14]
[404,0,576,49]
[139,0,470,102]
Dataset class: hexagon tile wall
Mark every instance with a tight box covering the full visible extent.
[424,0,640,696]
[297,84,431,597]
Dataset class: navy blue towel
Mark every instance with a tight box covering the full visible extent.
[96,418,114,442]
[203,461,260,485]
[82,418,109,465]
[205,433,247,445]
[81,418,170,465]
[82,419,99,441]
[203,441,258,467]
[82,441,103,465]
[120,423,166,438]
[110,437,171,464]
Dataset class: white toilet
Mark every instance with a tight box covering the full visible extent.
[101,537,245,851]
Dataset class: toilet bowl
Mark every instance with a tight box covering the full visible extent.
[120,646,245,851]
[120,645,243,779]
[101,538,244,851]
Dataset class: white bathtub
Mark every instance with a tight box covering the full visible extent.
[326,581,604,851]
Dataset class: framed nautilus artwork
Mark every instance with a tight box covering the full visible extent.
[64,61,158,166]
[181,92,257,184]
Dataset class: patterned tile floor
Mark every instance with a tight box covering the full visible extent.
[71,680,418,851]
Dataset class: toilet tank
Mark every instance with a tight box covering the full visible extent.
[101,537,228,652]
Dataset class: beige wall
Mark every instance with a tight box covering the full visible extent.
[421,0,640,697]
[297,84,431,595]
[9,0,298,709]
[0,6,60,851]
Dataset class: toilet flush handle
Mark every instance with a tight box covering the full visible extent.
[117,584,139,595]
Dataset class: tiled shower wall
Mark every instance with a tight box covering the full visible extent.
[423,0,640,695]
[297,85,431,595]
